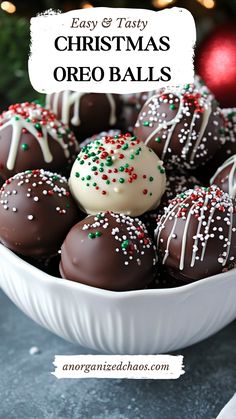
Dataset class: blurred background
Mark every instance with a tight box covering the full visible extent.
[0,0,236,110]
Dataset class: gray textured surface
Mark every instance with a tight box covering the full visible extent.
[0,289,236,419]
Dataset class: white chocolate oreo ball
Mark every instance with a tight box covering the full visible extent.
[69,133,166,216]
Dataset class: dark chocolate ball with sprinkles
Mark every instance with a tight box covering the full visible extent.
[60,211,156,291]
[211,155,236,198]
[134,84,224,170]
[69,133,166,217]
[0,102,79,180]
[155,185,236,283]
[0,169,80,258]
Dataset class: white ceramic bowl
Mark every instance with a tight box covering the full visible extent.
[0,243,236,354]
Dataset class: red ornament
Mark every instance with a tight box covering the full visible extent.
[196,23,236,108]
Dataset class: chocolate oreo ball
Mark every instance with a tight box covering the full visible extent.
[60,211,156,291]
[0,170,80,258]
[155,185,236,283]
[211,155,236,197]
[69,133,166,217]
[46,91,121,141]
[134,85,224,170]
[0,102,79,180]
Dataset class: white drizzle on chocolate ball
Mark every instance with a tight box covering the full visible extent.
[155,185,236,282]
[0,102,78,179]
[134,84,224,170]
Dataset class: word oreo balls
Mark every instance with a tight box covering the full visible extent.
[69,133,166,217]
[0,170,80,258]
[134,84,224,170]
[155,186,236,283]
[0,102,79,180]
[60,211,156,291]
[46,91,121,141]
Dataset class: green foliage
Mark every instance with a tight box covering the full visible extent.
[0,11,44,105]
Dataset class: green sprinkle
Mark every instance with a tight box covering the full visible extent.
[105,161,113,167]
[158,165,165,174]
[80,160,84,165]
[95,231,102,237]
[88,233,96,239]
[100,162,104,167]
[130,154,135,160]
[119,166,124,172]
[91,166,97,171]
[99,167,104,172]
[15,116,20,121]
[86,175,91,180]
[119,178,125,183]
[52,175,59,181]
[135,149,140,155]
[106,180,110,185]
[130,135,137,140]
[121,239,129,250]
[155,137,161,143]
[81,177,85,181]
[75,172,80,178]
[21,143,29,151]
[66,203,70,208]
[149,193,153,196]
[124,163,129,168]
[93,182,97,187]
[143,121,149,127]
[185,84,190,90]
[26,118,31,122]
[114,135,119,139]
[122,143,129,150]
[35,123,41,130]
[149,176,154,182]
[86,183,90,187]
[169,104,176,110]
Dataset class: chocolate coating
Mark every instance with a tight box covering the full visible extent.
[134,85,224,170]
[211,155,236,197]
[46,92,121,141]
[0,102,79,180]
[155,186,236,283]
[60,211,156,291]
[0,170,81,258]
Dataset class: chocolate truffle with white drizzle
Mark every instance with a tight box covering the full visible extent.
[155,185,236,282]
[211,155,236,198]
[134,85,224,170]
[46,91,121,141]
[0,102,79,180]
